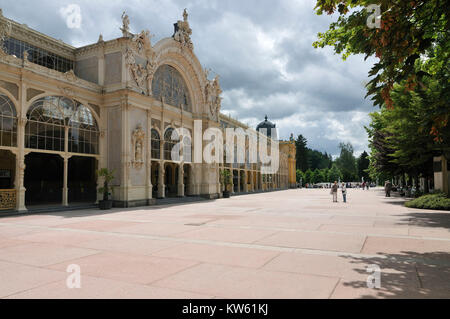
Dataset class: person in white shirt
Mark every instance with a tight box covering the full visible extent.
[341,182,347,203]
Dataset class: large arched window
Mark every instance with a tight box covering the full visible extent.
[151,129,160,160]
[152,65,192,112]
[26,96,99,154]
[0,93,17,147]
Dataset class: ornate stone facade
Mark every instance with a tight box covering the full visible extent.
[0,9,294,211]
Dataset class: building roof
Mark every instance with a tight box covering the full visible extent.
[256,115,277,139]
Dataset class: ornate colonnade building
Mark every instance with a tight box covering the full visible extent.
[0,9,296,211]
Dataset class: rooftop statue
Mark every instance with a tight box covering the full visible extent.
[120,11,131,37]
[173,8,193,50]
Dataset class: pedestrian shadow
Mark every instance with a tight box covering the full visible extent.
[337,251,450,299]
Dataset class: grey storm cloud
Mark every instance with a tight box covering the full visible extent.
[0,0,377,157]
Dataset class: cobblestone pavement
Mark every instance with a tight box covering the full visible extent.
[0,188,449,299]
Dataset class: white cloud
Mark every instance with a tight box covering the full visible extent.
[59,4,82,29]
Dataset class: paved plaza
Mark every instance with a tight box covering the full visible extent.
[0,188,449,299]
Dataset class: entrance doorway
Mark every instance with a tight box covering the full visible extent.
[24,153,63,205]
[68,156,97,203]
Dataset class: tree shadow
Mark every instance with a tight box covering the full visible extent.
[399,212,450,229]
[337,251,450,299]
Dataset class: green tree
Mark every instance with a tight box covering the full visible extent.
[357,151,370,182]
[304,169,313,185]
[296,170,305,185]
[328,164,342,182]
[311,169,322,184]
[295,134,309,171]
[313,0,449,136]
[335,143,358,182]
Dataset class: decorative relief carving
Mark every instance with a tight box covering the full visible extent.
[173,9,193,50]
[0,16,12,54]
[205,74,222,122]
[64,69,78,82]
[59,86,75,97]
[125,49,148,92]
[131,124,145,170]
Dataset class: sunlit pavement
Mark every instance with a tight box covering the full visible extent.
[0,188,449,299]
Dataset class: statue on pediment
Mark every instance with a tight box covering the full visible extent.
[173,8,193,50]
[121,11,131,37]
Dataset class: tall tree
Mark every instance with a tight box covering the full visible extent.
[313,0,449,137]
[335,143,358,182]
[295,134,309,171]
[357,151,370,182]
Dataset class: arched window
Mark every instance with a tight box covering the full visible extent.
[164,128,179,161]
[0,93,17,147]
[68,104,99,154]
[151,129,160,160]
[183,135,192,163]
[152,65,192,112]
[26,96,99,154]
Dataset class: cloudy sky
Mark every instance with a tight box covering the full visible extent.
[1,0,377,157]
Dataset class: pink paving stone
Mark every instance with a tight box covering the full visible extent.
[47,252,199,285]
[14,230,105,246]
[152,243,280,268]
[0,225,43,238]
[0,264,67,298]
[174,227,277,244]
[330,279,450,299]
[76,235,181,255]
[55,220,142,232]
[5,275,213,299]
[415,264,450,291]
[1,215,88,227]
[263,252,421,289]
[0,242,99,266]
[361,236,450,259]
[153,263,340,299]
[408,227,450,239]
[318,224,409,236]
[0,188,449,298]
[255,230,366,253]
[113,223,196,237]
[0,237,30,249]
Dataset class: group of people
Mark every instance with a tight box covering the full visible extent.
[330,181,347,203]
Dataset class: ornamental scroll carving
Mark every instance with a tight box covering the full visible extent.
[173,9,193,50]
[0,13,12,54]
[131,124,145,170]
[125,28,157,94]
[205,73,222,122]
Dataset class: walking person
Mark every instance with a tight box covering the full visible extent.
[385,180,392,197]
[341,182,347,203]
[331,181,338,203]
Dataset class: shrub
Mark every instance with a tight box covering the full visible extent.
[405,193,450,211]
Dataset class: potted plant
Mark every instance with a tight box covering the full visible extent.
[220,170,232,198]
[97,168,115,210]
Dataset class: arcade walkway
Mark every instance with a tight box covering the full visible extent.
[0,188,449,298]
